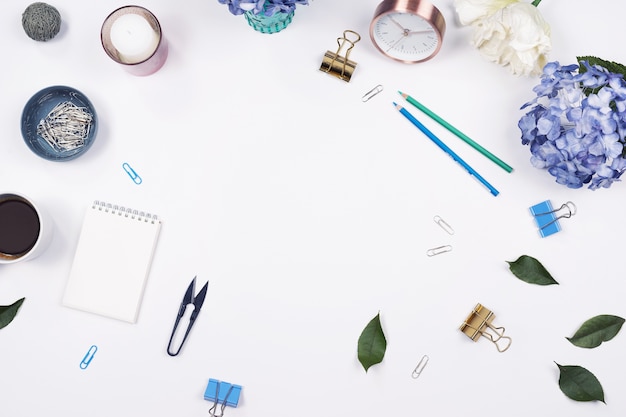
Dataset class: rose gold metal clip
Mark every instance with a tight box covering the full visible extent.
[460,303,511,352]
[320,30,361,82]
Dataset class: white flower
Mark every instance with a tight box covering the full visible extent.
[469,2,551,76]
[454,0,518,25]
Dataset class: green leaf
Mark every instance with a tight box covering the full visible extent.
[0,298,25,330]
[577,55,626,78]
[556,363,605,403]
[506,255,558,285]
[357,312,387,372]
[576,56,626,101]
[566,315,625,348]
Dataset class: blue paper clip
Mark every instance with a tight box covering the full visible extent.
[122,162,142,184]
[80,345,98,369]
[530,200,576,238]
[204,378,242,416]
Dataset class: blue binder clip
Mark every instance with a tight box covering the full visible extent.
[204,378,242,416]
[530,200,576,238]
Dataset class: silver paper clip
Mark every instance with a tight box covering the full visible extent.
[433,215,454,235]
[122,162,142,184]
[80,345,98,369]
[411,355,429,379]
[362,85,383,102]
[426,245,452,256]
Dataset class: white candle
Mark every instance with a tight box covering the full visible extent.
[109,14,159,64]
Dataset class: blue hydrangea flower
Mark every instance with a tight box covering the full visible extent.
[518,61,626,189]
[218,0,308,16]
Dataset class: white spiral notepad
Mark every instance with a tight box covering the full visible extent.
[63,201,162,323]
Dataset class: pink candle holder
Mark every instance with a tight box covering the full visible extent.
[101,5,168,76]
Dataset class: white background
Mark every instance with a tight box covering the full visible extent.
[1,0,625,416]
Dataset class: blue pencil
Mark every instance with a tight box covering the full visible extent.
[393,102,499,197]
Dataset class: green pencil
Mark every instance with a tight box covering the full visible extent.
[398,91,513,173]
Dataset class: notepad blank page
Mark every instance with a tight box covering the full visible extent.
[62,205,161,323]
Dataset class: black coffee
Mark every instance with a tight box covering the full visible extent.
[0,197,40,257]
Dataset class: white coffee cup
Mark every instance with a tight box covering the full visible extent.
[0,193,54,264]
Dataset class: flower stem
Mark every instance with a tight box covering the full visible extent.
[531,0,542,6]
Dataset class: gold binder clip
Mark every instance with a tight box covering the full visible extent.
[320,30,361,82]
[460,303,511,352]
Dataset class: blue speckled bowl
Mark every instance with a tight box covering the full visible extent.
[21,85,98,161]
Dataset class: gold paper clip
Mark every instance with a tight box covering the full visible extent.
[320,30,361,82]
[460,303,511,352]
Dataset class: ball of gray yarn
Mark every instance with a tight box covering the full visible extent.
[22,2,61,42]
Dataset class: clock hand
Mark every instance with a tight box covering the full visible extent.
[384,22,412,52]
[407,30,434,35]
[385,28,433,52]
[386,34,407,52]
[389,17,407,32]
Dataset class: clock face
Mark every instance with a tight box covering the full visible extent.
[371,12,441,63]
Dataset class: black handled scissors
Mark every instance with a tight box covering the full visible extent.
[167,276,209,356]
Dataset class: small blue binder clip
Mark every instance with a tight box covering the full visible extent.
[204,378,242,416]
[530,200,576,238]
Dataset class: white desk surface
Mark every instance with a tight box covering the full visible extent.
[2,1,625,416]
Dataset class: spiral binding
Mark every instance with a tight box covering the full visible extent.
[92,200,159,224]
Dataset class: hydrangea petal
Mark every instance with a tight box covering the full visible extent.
[518,60,626,190]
